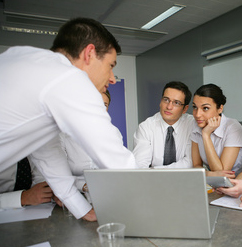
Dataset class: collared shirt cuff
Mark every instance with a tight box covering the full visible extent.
[0,190,24,209]
[63,190,92,219]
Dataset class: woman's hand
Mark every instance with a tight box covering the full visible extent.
[202,116,221,136]
[216,179,242,200]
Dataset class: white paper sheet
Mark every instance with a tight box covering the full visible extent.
[210,195,242,210]
[0,202,55,224]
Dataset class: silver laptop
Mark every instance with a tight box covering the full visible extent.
[84,168,219,239]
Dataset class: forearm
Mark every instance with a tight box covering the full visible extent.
[202,133,223,170]
[236,172,242,179]
[30,138,92,218]
[192,141,203,169]
[162,156,192,169]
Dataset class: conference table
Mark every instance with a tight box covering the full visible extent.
[0,193,241,247]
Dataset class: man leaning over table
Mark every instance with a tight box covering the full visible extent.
[133,81,194,168]
[0,91,116,213]
[0,18,136,220]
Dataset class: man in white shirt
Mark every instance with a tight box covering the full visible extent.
[0,18,136,220]
[133,81,194,168]
[59,91,111,194]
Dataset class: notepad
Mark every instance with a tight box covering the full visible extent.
[210,196,242,210]
[0,202,55,224]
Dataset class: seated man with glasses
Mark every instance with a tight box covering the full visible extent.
[133,81,194,168]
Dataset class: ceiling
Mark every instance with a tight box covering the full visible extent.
[1,0,242,56]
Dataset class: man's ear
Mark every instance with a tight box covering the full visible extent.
[182,105,189,114]
[82,44,96,65]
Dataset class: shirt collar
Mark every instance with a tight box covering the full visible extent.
[214,114,226,138]
[159,113,182,134]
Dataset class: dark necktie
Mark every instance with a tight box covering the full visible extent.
[163,126,176,165]
[14,157,32,191]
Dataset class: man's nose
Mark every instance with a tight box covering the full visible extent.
[109,71,116,85]
[167,101,173,109]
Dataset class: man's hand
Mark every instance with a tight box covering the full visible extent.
[21,181,53,206]
[82,183,88,192]
[52,195,63,207]
[81,208,97,222]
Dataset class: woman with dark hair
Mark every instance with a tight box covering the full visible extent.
[191,84,242,177]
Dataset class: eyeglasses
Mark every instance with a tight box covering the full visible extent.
[161,97,185,107]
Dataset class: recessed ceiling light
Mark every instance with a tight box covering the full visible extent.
[141,4,186,30]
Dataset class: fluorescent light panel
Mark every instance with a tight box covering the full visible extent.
[141,5,185,30]
[2,26,58,35]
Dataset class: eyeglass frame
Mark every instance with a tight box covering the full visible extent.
[161,97,186,107]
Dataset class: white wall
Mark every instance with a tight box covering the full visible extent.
[113,55,138,150]
[203,55,242,121]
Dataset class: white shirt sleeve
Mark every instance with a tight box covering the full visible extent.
[41,73,137,170]
[29,137,92,219]
[0,163,25,209]
[0,190,23,209]
[30,71,136,219]
[133,122,153,168]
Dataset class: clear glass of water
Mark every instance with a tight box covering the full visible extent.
[97,223,125,247]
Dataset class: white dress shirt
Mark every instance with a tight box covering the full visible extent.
[0,46,136,218]
[133,113,194,168]
[191,114,242,176]
[59,133,98,191]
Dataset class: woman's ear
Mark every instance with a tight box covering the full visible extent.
[218,105,224,115]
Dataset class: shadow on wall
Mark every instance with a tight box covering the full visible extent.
[147,81,166,118]
[146,80,194,120]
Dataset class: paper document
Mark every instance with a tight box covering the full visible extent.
[0,202,55,224]
[210,196,242,210]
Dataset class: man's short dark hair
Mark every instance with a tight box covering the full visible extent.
[162,81,192,106]
[51,18,121,59]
